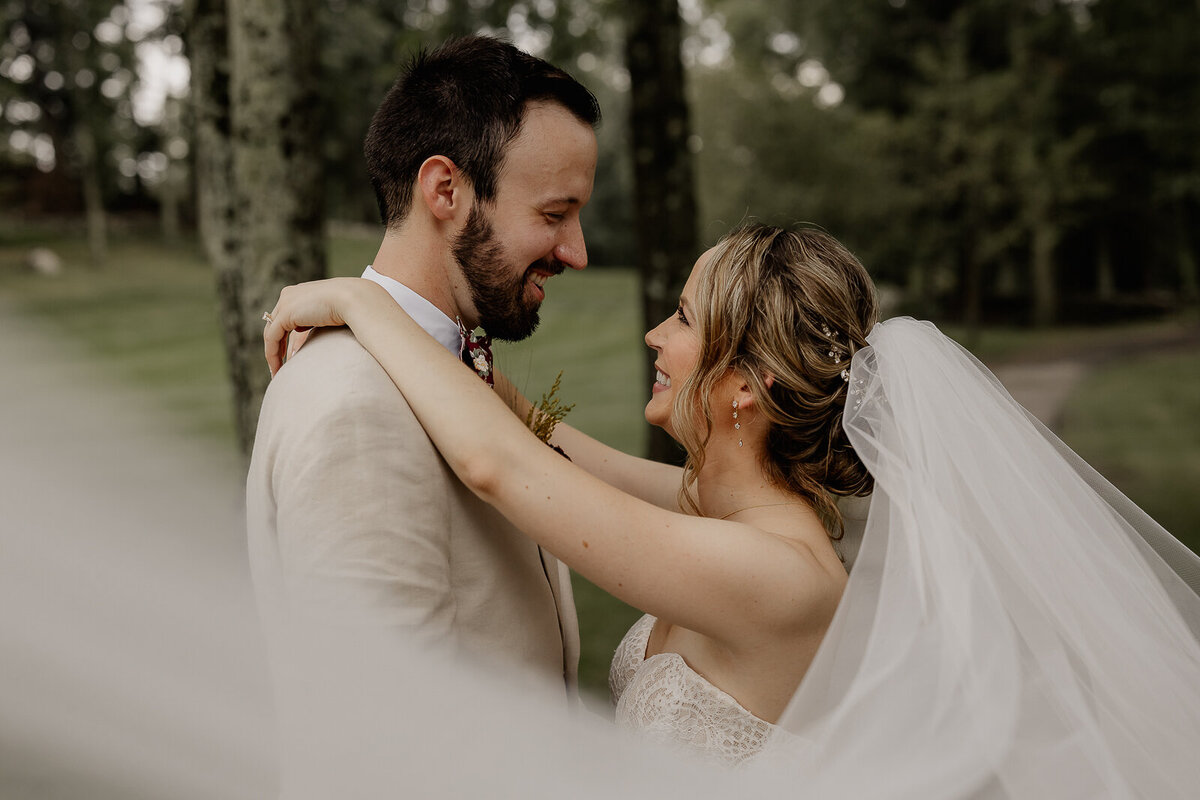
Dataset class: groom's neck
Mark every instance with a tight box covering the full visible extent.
[371,226,465,324]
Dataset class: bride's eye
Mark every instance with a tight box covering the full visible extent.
[676,305,689,326]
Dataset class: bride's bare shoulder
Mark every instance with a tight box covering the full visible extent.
[707,513,848,642]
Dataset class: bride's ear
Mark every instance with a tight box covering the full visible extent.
[417,155,468,222]
[732,372,773,412]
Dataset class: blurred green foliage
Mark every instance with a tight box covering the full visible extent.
[4,0,1198,324]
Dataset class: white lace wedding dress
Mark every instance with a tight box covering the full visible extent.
[610,614,779,765]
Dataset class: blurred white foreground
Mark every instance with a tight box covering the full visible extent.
[10,305,1194,800]
[0,310,275,798]
[0,310,744,799]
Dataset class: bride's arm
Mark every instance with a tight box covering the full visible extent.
[265,278,836,645]
[493,373,685,512]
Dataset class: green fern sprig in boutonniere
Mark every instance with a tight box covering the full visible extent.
[524,371,574,459]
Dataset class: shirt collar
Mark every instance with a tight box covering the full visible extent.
[361,265,461,356]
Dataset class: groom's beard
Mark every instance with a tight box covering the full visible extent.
[453,204,564,342]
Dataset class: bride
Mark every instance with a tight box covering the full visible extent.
[264,223,1200,795]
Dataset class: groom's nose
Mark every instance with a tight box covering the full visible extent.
[554,216,587,271]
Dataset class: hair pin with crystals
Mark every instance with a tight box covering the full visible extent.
[820,322,851,381]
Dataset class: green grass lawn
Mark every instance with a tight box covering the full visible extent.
[2,227,1196,697]
[0,232,236,441]
[1059,349,1200,555]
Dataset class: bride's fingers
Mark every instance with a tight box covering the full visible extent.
[263,280,352,376]
[286,328,312,361]
[265,304,287,377]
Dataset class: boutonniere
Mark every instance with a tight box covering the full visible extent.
[524,371,574,460]
[457,317,494,387]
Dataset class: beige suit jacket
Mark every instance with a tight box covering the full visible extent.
[246,328,579,701]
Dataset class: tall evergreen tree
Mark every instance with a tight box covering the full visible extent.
[626,0,698,463]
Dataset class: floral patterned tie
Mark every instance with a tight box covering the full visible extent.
[457,318,494,388]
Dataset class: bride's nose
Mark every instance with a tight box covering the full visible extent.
[645,318,668,351]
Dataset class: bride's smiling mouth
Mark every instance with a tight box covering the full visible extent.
[652,366,671,394]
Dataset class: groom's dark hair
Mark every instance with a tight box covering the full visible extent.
[364,35,600,229]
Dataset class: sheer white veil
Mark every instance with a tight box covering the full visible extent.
[264,317,1200,798]
[769,317,1200,798]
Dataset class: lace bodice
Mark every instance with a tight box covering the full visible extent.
[609,615,777,765]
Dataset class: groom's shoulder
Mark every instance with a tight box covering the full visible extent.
[259,328,412,425]
[279,327,377,374]
[277,327,395,383]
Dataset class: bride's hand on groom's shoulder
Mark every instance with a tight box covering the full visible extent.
[264,278,379,376]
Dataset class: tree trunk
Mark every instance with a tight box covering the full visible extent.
[626,0,697,464]
[56,9,107,266]
[188,0,245,451]
[1096,236,1115,301]
[960,232,982,349]
[76,125,108,266]
[158,98,185,243]
[159,162,183,244]
[1030,217,1057,327]
[1008,10,1059,328]
[905,258,932,317]
[229,0,326,455]
[189,0,326,457]
[1178,201,1199,303]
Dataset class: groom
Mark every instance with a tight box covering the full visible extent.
[246,36,599,706]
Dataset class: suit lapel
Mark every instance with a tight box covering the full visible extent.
[538,546,580,692]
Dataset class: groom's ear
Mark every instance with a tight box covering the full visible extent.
[417,155,468,222]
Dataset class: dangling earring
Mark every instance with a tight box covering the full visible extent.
[732,400,742,447]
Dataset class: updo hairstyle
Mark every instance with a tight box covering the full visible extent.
[671,223,879,536]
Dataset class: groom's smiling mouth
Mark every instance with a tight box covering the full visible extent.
[525,263,562,304]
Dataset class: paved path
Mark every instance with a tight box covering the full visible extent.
[991,324,1200,432]
[0,306,275,799]
[992,360,1090,431]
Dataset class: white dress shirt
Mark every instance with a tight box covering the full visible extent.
[362,265,461,356]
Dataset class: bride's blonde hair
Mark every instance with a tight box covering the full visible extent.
[671,223,879,535]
